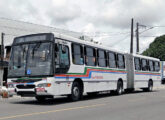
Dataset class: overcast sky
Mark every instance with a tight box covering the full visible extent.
[0,0,165,53]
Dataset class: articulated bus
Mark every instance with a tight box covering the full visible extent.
[7,33,161,101]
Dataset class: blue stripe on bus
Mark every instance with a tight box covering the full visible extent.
[55,70,127,79]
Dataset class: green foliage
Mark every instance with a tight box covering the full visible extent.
[142,35,165,61]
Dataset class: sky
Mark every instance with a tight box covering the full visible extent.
[0,0,165,53]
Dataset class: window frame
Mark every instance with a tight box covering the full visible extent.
[134,57,141,70]
[54,43,70,74]
[108,51,117,68]
[71,43,84,65]
[141,59,148,71]
[97,49,107,67]
[154,61,160,72]
[84,46,96,66]
[148,60,154,71]
[117,54,125,69]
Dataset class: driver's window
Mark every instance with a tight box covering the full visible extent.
[55,44,70,73]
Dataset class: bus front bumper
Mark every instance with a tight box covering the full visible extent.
[16,88,52,97]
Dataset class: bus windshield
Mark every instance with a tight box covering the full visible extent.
[8,42,53,77]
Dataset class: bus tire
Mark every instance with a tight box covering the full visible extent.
[70,82,82,101]
[148,80,153,92]
[35,96,46,102]
[116,81,123,95]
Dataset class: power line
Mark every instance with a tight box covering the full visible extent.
[140,35,161,37]
[109,33,130,47]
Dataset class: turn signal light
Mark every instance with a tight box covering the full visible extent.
[47,83,51,87]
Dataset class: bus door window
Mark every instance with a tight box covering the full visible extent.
[55,44,70,73]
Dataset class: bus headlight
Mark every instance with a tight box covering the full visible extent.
[37,83,51,88]
[8,84,14,88]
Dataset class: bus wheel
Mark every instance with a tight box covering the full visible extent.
[35,96,46,102]
[116,81,123,95]
[70,82,81,101]
[148,81,153,92]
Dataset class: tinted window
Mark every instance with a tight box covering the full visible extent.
[85,47,96,66]
[108,52,117,68]
[134,57,141,70]
[72,44,84,65]
[149,60,154,71]
[55,44,70,73]
[141,59,148,71]
[154,61,160,72]
[117,54,125,69]
[98,50,106,67]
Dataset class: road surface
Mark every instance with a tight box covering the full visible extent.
[0,88,165,120]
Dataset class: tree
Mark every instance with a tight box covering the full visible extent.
[142,35,165,61]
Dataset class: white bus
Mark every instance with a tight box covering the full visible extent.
[7,33,161,101]
[125,54,161,92]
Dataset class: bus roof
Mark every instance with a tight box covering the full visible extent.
[132,53,160,61]
[53,32,125,55]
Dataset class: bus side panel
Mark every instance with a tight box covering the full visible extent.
[46,77,72,96]
[134,73,149,88]
[82,68,127,93]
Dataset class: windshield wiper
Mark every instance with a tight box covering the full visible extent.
[32,42,41,58]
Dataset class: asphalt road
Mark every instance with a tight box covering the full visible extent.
[0,89,165,120]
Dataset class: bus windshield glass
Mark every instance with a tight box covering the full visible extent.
[8,42,53,77]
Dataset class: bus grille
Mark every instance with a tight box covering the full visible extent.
[16,84,35,89]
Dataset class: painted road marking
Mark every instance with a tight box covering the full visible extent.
[128,97,146,102]
[0,103,106,120]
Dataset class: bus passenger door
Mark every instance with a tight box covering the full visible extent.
[55,44,70,74]
[54,43,70,94]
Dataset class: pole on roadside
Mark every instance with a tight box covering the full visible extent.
[136,23,139,54]
[130,18,134,54]
[0,32,4,87]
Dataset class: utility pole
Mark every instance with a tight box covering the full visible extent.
[136,23,139,54]
[0,32,4,87]
[1,33,4,62]
[130,18,134,54]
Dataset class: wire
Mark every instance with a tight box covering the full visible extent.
[84,31,130,37]
[109,33,130,47]
[140,35,161,37]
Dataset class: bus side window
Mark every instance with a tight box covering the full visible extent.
[98,49,107,67]
[134,57,141,70]
[72,43,84,65]
[149,60,154,71]
[154,61,160,72]
[85,46,96,66]
[108,52,117,68]
[117,54,125,69]
[141,59,148,71]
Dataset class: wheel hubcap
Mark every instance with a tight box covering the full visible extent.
[119,86,122,94]
[73,87,79,97]
[149,84,153,91]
